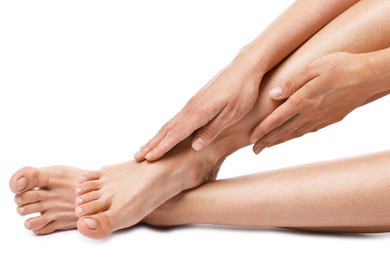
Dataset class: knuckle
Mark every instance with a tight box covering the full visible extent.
[165,129,178,140]
[160,122,172,134]
[294,93,314,108]
[199,125,219,139]
[302,63,316,76]
[269,116,284,129]
[283,79,295,95]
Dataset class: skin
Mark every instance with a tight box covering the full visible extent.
[9,0,390,239]
[134,0,360,162]
[9,166,88,234]
[145,150,390,233]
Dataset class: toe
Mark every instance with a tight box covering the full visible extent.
[75,198,109,217]
[26,211,77,234]
[15,189,47,206]
[75,190,100,206]
[25,214,52,231]
[79,171,101,183]
[77,214,114,239]
[9,167,45,194]
[33,223,57,235]
[75,180,101,195]
[17,201,44,216]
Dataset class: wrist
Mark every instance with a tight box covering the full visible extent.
[231,44,269,81]
[363,50,390,94]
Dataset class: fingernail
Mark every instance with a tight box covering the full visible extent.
[76,187,82,195]
[15,197,22,204]
[250,137,257,144]
[75,206,83,216]
[16,177,27,191]
[140,144,147,150]
[83,218,97,230]
[192,137,206,151]
[253,145,263,154]
[269,86,282,99]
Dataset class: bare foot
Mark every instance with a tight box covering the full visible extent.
[9,166,88,235]
[75,139,223,239]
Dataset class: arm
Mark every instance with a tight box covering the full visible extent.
[235,0,360,75]
[135,0,359,161]
[250,48,390,153]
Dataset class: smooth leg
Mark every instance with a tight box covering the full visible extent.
[9,0,390,237]
[74,0,390,239]
[145,151,390,232]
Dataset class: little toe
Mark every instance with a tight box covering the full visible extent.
[33,223,57,235]
[75,198,109,217]
[77,214,114,239]
[27,211,77,234]
[9,167,45,194]
[25,215,52,231]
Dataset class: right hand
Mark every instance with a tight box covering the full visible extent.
[134,62,263,161]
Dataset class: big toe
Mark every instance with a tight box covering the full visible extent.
[77,214,114,239]
[9,167,44,194]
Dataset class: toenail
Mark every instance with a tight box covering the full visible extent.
[83,218,97,230]
[75,197,83,205]
[18,207,25,214]
[24,221,31,230]
[75,206,83,215]
[16,177,27,191]
[15,197,22,204]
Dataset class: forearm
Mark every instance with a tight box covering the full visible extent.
[156,151,390,232]
[233,0,359,76]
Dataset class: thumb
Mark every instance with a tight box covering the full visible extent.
[269,67,314,100]
[268,80,298,100]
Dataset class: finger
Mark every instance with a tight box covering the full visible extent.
[137,103,223,161]
[252,114,302,154]
[268,65,318,100]
[192,104,239,151]
[268,122,317,147]
[133,113,183,161]
[249,100,298,144]
[141,115,210,161]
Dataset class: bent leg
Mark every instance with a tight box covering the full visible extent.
[145,150,390,233]
[145,0,390,231]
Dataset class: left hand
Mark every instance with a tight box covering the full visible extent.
[249,52,375,154]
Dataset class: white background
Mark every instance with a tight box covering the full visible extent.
[1,0,390,259]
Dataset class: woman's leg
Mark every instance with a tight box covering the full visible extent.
[9,0,390,238]
[145,150,390,232]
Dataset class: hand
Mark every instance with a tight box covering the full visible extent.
[249,52,374,154]
[135,61,263,161]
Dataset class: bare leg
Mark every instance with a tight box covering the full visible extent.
[145,151,390,233]
[74,0,390,239]
[9,0,390,237]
